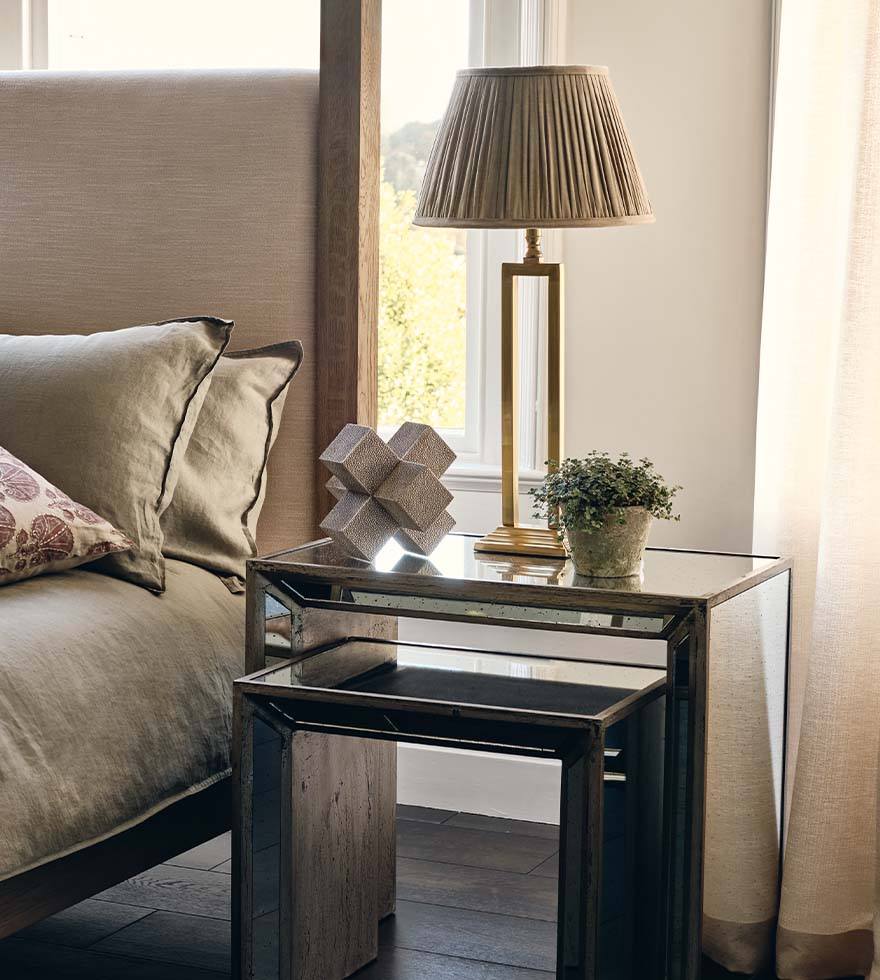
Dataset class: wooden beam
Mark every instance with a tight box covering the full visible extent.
[316,0,382,522]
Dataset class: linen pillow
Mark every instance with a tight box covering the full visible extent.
[162,341,303,586]
[0,447,132,586]
[0,317,232,592]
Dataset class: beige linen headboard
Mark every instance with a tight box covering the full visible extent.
[0,68,318,554]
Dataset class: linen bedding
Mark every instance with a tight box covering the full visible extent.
[0,559,243,881]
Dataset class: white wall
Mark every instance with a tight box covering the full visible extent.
[400,1,774,821]
[561,0,772,554]
[450,1,773,550]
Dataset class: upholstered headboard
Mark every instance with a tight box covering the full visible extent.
[0,69,318,554]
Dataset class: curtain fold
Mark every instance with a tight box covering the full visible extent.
[754,1,880,977]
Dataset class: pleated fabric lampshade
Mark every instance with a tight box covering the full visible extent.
[414,65,654,229]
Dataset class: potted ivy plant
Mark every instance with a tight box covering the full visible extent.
[530,452,681,578]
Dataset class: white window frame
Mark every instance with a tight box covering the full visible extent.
[0,0,45,69]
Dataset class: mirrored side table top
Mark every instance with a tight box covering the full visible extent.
[249,532,790,642]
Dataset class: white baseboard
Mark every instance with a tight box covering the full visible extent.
[397,744,561,824]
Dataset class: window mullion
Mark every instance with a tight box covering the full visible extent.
[517,0,567,474]
[468,0,567,476]
[28,0,49,69]
[469,0,518,471]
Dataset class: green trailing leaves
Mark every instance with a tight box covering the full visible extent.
[530,451,681,534]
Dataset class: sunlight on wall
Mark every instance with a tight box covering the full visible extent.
[47,0,319,69]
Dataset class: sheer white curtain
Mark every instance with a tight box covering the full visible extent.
[754,1,880,976]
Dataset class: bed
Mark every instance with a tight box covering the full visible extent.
[0,560,244,881]
[0,1,388,951]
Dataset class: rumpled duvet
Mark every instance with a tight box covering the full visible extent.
[0,559,244,880]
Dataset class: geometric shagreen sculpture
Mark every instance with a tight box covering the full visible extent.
[319,422,456,561]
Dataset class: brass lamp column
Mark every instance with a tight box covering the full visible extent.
[414,66,654,558]
[478,227,567,558]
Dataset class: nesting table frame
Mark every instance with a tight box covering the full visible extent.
[233,535,792,980]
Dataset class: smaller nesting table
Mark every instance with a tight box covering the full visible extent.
[235,637,665,980]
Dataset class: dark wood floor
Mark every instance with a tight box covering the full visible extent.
[0,806,561,979]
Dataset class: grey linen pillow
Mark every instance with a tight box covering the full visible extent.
[162,341,303,586]
[0,317,233,591]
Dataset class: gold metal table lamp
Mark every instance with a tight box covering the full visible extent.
[414,66,654,558]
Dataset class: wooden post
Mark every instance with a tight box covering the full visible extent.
[316,0,382,522]
[315,8,397,957]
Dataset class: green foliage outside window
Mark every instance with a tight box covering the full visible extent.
[378,121,466,431]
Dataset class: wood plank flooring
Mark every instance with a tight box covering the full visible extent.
[0,807,782,979]
[0,806,559,979]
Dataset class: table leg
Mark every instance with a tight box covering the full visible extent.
[664,610,708,980]
[283,730,382,979]
[286,603,398,930]
[556,732,604,980]
[234,692,287,980]
[630,696,667,980]
[232,687,252,980]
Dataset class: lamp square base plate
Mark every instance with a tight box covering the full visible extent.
[473,525,567,559]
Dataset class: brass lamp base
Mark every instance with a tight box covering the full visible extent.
[474,228,566,561]
[474,524,567,560]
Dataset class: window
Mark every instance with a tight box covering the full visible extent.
[378,0,471,449]
[379,1,565,478]
[9,0,563,482]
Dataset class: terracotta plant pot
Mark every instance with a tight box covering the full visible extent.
[564,506,654,578]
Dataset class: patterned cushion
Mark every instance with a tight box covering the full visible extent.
[0,448,132,586]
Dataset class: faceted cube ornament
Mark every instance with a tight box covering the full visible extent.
[319,424,399,495]
[326,476,347,501]
[375,460,453,532]
[319,422,456,561]
[394,509,456,556]
[391,552,442,576]
[388,421,457,477]
[319,491,398,562]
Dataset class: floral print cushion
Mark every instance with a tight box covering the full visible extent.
[0,447,132,586]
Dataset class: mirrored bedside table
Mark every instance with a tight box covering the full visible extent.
[235,533,791,980]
